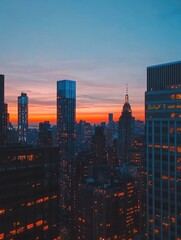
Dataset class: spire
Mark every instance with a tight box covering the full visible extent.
[126,83,128,95]
[125,83,129,103]
[122,84,132,114]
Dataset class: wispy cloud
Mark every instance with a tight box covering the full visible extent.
[2,59,145,124]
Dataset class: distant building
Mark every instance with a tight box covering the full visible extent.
[18,93,28,143]
[108,113,114,124]
[118,93,135,165]
[7,122,18,144]
[27,128,38,146]
[92,126,107,165]
[38,121,52,146]
[75,120,93,153]
[57,80,76,236]
[146,61,181,239]
[0,145,60,239]
[0,74,7,145]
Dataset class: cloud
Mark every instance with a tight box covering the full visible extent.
[2,59,145,124]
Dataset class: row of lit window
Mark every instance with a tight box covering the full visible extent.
[147,103,181,110]
[0,222,49,240]
[148,144,181,152]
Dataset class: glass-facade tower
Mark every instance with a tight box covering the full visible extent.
[57,80,76,236]
[145,61,181,239]
[18,92,28,143]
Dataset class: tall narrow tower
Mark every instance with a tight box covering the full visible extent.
[118,90,135,165]
[18,92,28,143]
[146,61,181,239]
[57,80,76,233]
[0,74,7,145]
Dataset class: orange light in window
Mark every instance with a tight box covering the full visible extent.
[162,175,168,180]
[36,198,43,204]
[43,197,49,201]
[10,230,16,235]
[163,222,169,228]
[0,209,5,215]
[36,220,43,227]
[0,233,4,240]
[17,227,24,234]
[149,218,154,223]
[177,147,181,153]
[27,201,34,206]
[43,225,49,231]
[27,223,34,230]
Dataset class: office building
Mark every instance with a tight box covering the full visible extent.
[145,61,181,239]
[18,93,28,143]
[0,75,6,145]
[57,80,76,235]
[92,126,107,165]
[0,145,60,240]
[39,121,52,146]
[75,172,140,240]
[118,92,135,165]
[108,113,113,124]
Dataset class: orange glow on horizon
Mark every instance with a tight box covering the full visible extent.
[8,102,144,125]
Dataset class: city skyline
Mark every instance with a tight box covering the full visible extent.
[1,1,181,124]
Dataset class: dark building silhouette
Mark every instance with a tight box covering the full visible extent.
[0,146,60,240]
[39,121,52,146]
[18,92,28,143]
[118,93,135,165]
[0,74,7,145]
[57,80,76,237]
[75,120,93,154]
[92,126,107,165]
[7,122,19,144]
[108,113,113,124]
[146,61,181,239]
[0,74,4,145]
[75,169,140,240]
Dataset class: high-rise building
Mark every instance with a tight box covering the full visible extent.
[0,74,6,145]
[39,121,52,146]
[92,126,107,165]
[75,171,140,240]
[0,145,60,240]
[18,92,28,143]
[118,93,135,165]
[145,61,181,239]
[57,80,76,236]
[108,113,113,124]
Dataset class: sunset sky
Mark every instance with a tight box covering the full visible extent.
[1,0,181,125]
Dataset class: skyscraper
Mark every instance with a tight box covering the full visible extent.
[38,121,52,146]
[118,92,135,165]
[57,80,76,236]
[18,92,28,143]
[145,61,181,239]
[0,145,60,239]
[0,75,5,145]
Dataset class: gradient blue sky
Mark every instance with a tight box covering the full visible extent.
[0,0,181,124]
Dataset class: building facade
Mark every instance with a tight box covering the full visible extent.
[39,121,52,146]
[57,80,76,236]
[18,92,28,143]
[0,146,60,240]
[145,61,181,239]
[0,74,7,145]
